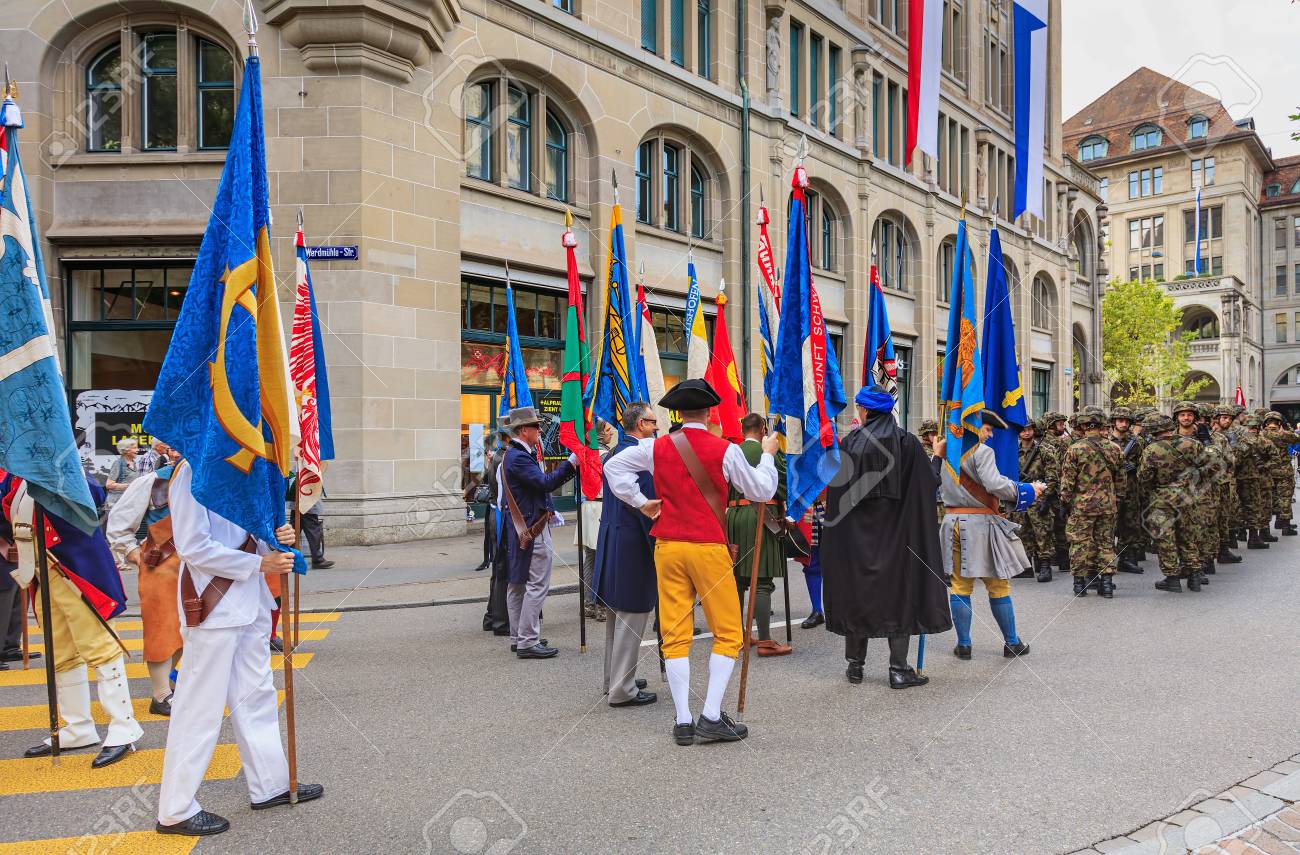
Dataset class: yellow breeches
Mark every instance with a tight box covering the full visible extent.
[948,524,1012,598]
[42,571,122,673]
[654,540,743,659]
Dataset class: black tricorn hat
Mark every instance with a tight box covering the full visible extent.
[660,378,721,412]
[980,410,1010,430]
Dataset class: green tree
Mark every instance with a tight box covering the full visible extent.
[1101,278,1207,407]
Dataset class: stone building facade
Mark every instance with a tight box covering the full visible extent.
[1260,155,1300,423]
[6,0,1102,544]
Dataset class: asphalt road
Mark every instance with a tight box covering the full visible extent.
[3,535,1298,855]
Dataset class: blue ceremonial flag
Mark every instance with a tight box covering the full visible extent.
[1013,0,1048,219]
[498,282,533,421]
[863,263,898,403]
[981,227,1028,480]
[1193,186,1203,276]
[143,55,304,572]
[939,217,984,481]
[0,89,98,532]
[771,166,846,522]
[585,198,645,432]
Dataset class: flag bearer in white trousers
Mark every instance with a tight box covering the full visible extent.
[156,461,323,837]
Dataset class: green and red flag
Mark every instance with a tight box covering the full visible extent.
[558,212,603,500]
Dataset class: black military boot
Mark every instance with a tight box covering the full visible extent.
[1154,575,1182,593]
[1097,574,1115,598]
[1203,559,1215,577]
[1055,548,1070,577]
[1248,529,1269,549]
[1117,553,1143,574]
[1235,527,1249,543]
[1218,543,1242,564]
[1072,576,1088,597]
[1261,527,1279,543]
[1185,570,1202,592]
[1035,559,1053,583]
[1273,515,1285,530]
[1283,518,1298,536]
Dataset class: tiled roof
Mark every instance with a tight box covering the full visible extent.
[1262,154,1300,207]
[1064,67,1241,164]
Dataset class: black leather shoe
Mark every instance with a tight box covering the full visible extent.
[510,638,547,652]
[156,810,230,836]
[1003,642,1030,658]
[1072,577,1087,597]
[846,659,864,684]
[672,722,695,746]
[1098,575,1115,599]
[516,643,558,659]
[311,559,335,569]
[953,644,972,660]
[1261,529,1278,542]
[1248,531,1269,549]
[635,678,648,690]
[695,712,748,743]
[1218,545,1242,564]
[92,743,134,768]
[1117,556,1143,574]
[149,695,173,716]
[888,666,929,689]
[472,561,490,572]
[1186,572,1202,592]
[1154,576,1182,593]
[610,690,658,707]
[801,611,825,629]
[24,741,95,758]
[492,627,511,636]
[0,648,38,663]
[1284,526,1298,536]
[1013,567,1035,579]
[269,636,284,653]
[1035,560,1053,582]
[251,783,324,810]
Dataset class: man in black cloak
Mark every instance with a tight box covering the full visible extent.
[822,385,952,688]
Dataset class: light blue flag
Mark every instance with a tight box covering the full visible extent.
[939,218,984,482]
[981,226,1028,480]
[143,56,304,572]
[0,92,98,532]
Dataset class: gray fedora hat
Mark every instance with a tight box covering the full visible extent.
[505,405,542,430]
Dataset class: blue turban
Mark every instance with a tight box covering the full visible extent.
[854,385,895,412]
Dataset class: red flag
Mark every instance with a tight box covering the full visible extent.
[1234,386,1246,407]
[557,219,603,500]
[706,288,746,442]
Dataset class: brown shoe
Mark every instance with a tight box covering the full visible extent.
[755,640,792,657]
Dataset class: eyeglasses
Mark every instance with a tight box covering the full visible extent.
[640,417,658,425]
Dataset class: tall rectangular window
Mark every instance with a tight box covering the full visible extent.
[662,143,680,232]
[789,21,803,117]
[1295,263,1300,293]
[1278,265,1288,297]
[464,82,493,181]
[669,0,685,66]
[828,44,842,136]
[887,81,898,165]
[141,32,178,150]
[635,141,653,224]
[1153,166,1163,194]
[1276,219,1288,250]
[1031,367,1051,417]
[871,74,883,159]
[1128,171,1138,199]
[641,0,657,52]
[196,40,235,150]
[697,1,711,78]
[1277,312,1288,344]
[809,35,823,128]
[1294,215,1300,247]
[505,84,531,191]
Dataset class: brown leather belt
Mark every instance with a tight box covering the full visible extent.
[727,499,776,508]
[180,534,258,627]
[946,506,998,515]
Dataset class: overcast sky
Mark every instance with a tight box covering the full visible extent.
[1062,0,1300,158]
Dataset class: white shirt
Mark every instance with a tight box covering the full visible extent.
[169,460,274,629]
[105,474,156,563]
[603,424,778,508]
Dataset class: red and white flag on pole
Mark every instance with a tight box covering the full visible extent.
[1234,386,1246,407]
[290,221,325,515]
[906,0,944,165]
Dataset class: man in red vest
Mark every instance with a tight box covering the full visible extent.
[604,379,778,746]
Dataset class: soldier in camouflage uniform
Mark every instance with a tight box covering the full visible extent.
[1011,420,1058,582]
[1109,407,1145,573]
[918,419,943,522]
[1211,404,1246,555]
[1039,411,1071,574]
[1193,403,1241,575]
[1236,415,1275,548]
[1058,410,1126,598]
[1172,401,1216,587]
[1262,412,1297,535]
[1139,413,1207,593]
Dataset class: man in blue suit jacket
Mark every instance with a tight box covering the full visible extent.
[498,406,577,659]
[592,402,659,707]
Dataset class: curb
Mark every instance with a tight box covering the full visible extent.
[1066,761,1300,854]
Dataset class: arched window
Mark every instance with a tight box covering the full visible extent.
[86,45,122,151]
[1078,135,1108,162]
[1182,309,1219,340]
[1132,123,1162,151]
[798,189,839,271]
[634,133,713,238]
[822,206,837,271]
[1031,273,1056,329]
[1188,115,1208,139]
[464,76,575,203]
[81,28,236,154]
[872,213,913,292]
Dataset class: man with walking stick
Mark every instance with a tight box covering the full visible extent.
[603,379,778,746]
[729,413,791,657]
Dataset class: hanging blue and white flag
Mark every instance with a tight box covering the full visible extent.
[1013,0,1048,220]
[1193,186,1203,276]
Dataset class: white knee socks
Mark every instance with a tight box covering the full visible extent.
[147,660,173,703]
[664,657,692,725]
[701,653,735,721]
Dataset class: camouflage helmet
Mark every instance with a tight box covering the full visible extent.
[1109,405,1135,422]
[1264,410,1284,425]
[1213,404,1235,418]
[1254,407,1269,417]
[918,419,939,436]
[1242,414,1263,429]
[1076,410,1104,430]
[1171,400,1198,417]
[1018,418,1041,435]
[1043,410,1066,426]
[1143,413,1175,434]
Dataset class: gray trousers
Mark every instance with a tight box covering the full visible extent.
[603,609,650,703]
[507,527,552,649]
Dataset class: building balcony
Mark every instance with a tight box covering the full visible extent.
[1187,339,1221,359]
[1158,273,1247,297]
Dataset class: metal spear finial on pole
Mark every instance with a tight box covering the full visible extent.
[611,168,619,205]
[244,0,260,56]
[794,134,809,166]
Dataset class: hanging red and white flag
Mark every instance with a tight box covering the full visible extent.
[906,0,944,166]
[1234,386,1246,407]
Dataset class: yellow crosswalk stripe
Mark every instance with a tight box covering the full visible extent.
[0,654,313,688]
[24,628,331,655]
[0,744,241,796]
[0,691,287,733]
[0,832,196,854]
[24,611,343,636]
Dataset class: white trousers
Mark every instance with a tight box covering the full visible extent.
[157,608,288,825]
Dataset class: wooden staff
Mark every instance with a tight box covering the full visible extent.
[286,510,301,804]
[782,574,792,644]
[576,470,587,654]
[33,504,59,764]
[736,504,766,715]
[22,587,31,669]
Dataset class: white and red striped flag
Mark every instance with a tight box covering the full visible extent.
[906,0,944,166]
[1234,386,1246,407]
[290,221,334,515]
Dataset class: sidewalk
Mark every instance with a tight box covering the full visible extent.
[117,525,583,616]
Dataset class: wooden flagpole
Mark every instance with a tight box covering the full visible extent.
[286,508,301,804]
[32,504,59,764]
[736,504,766,715]
[22,587,31,669]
